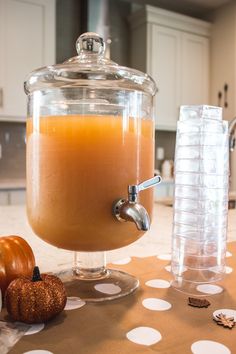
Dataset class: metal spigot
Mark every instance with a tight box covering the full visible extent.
[113,175,162,231]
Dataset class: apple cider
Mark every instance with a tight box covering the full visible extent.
[27,114,154,251]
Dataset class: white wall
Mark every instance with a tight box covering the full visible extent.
[210,2,236,119]
[210,2,236,191]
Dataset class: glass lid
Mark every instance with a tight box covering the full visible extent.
[24,32,157,96]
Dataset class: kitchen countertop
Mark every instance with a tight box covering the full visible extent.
[0,203,235,273]
[0,178,26,190]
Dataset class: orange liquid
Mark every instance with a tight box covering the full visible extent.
[27,115,154,251]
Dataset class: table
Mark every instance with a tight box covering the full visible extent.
[3,242,236,354]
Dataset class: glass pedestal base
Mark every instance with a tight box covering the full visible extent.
[57,251,139,302]
[58,268,139,302]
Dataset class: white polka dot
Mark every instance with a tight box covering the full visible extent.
[165,265,171,272]
[23,351,53,354]
[191,340,231,354]
[112,257,131,265]
[145,279,170,289]
[225,266,233,274]
[213,309,236,321]
[226,251,232,258]
[23,323,45,336]
[142,298,172,311]
[157,254,171,261]
[64,297,86,310]
[196,284,223,294]
[126,326,162,346]
[94,283,121,295]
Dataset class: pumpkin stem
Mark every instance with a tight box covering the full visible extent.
[32,266,42,282]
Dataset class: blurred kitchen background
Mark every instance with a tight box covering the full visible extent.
[0,0,236,205]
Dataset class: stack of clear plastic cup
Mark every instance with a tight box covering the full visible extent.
[171,105,229,295]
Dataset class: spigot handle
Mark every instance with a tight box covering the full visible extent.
[137,175,162,192]
[128,175,162,202]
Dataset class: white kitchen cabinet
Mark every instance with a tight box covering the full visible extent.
[0,189,26,205]
[181,32,209,106]
[150,25,181,131]
[0,0,55,121]
[9,190,26,205]
[130,6,211,131]
[0,191,9,205]
[154,179,174,200]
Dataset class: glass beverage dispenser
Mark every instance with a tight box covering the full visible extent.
[25,33,160,301]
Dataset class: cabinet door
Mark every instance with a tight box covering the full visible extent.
[9,190,26,205]
[0,191,9,205]
[0,0,55,121]
[154,183,169,200]
[181,33,209,105]
[149,25,181,131]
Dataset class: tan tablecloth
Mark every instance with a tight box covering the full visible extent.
[4,242,236,354]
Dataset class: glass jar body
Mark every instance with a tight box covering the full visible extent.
[26,87,154,251]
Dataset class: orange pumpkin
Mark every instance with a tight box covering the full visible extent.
[0,235,35,295]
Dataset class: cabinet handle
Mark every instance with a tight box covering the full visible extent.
[0,88,3,108]
[218,91,222,107]
[224,83,228,108]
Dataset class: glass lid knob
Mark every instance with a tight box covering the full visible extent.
[76,32,105,57]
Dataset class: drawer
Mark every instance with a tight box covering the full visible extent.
[9,190,26,205]
[0,191,9,205]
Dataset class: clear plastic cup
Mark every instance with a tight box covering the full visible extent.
[176,145,228,160]
[174,210,228,228]
[175,185,228,201]
[172,236,226,284]
[177,132,228,146]
[171,105,229,296]
[175,172,228,188]
[174,197,228,214]
[175,159,228,174]
[173,223,228,241]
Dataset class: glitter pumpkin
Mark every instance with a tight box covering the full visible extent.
[5,266,67,324]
